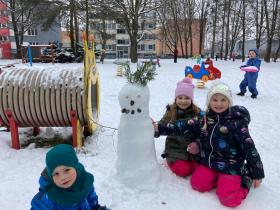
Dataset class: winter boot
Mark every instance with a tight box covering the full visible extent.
[99,206,111,210]
[251,94,257,99]
[237,92,245,96]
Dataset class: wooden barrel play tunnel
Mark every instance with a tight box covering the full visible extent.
[0,64,100,148]
[0,35,99,149]
[0,65,100,129]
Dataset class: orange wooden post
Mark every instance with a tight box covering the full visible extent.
[5,109,20,150]
[0,115,3,127]
[70,110,78,147]
[33,127,40,136]
[51,44,55,64]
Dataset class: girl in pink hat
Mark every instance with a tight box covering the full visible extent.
[154,77,203,177]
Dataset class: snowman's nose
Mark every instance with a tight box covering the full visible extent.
[130,100,134,106]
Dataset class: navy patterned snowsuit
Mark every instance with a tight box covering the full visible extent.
[158,106,264,188]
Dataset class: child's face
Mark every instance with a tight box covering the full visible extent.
[209,93,230,113]
[248,51,256,59]
[52,165,77,188]
[175,95,192,110]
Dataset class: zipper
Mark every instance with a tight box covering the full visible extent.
[208,115,219,168]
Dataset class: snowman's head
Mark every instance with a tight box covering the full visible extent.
[118,83,150,117]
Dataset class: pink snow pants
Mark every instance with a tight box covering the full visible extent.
[190,164,249,207]
[168,160,197,177]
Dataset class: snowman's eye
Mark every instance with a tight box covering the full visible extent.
[137,95,141,98]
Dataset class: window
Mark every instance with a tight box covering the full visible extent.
[148,44,155,51]
[147,23,155,29]
[144,34,156,40]
[137,44,145,51]
[106,34,116,39]
[106,45,112,50]
[0,23,7,28]
[117,40,125,44]
[117,29,126,34]
[117,39,129,45]
[0,10,7,16]
[0,36,8,41]
[95,33,101,39]
[106,23,115,29]
[28,28,38,36]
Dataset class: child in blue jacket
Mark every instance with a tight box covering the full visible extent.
[31,144,110,210]
[237,48,261,99]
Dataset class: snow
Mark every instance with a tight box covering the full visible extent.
[0,58,280,210]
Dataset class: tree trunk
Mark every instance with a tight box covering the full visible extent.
[224,0,231,60]
[189,20,193,56]
[199,1,208,55]
[9,0,21,58]
[73,1,79,55]
[220,3,226,60]
[255,0,264,49]
[101,18,106,49]
[69,1,75,53]
[130,35,138,63]
[263,0,279,62]
[241,0,246,62]
[273,39,280,62]
[265,39,273,62]
[211,0,218,58]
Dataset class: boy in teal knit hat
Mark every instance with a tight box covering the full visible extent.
[31,144,110,210]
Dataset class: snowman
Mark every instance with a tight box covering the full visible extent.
[116,63,161,187]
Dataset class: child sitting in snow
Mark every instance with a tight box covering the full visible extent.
[31,144,110,210]
[154,78,202,177]
[157,82,264,207]
[237,48,261,99]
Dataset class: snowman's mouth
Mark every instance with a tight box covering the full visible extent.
[121,108,142,114]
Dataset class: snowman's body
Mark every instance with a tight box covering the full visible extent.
[117,83,160,187]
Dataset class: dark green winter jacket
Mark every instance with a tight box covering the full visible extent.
[156,103,202,163]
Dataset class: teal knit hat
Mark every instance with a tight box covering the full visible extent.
[44,144,94,205]
[46,144,79,177]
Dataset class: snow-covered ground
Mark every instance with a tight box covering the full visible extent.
[0,58,280,210]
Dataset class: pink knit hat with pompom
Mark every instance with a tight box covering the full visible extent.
[175,78,194,99]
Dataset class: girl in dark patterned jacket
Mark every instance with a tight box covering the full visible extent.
[157,82,264,207]
[31,144,110,210]
[154,77,202,177]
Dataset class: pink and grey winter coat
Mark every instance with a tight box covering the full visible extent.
[158,106,264,188]
[155,103,202,163]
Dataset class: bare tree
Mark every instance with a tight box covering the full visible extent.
[224,0,232,60]
[241,0,246,61]
[210,0,219,58]
[263,0,279,62]
[229,1,242,57]
[249,0,265,49]
[197,0,209,55]
[2,0,47,58]
[273,14,280,61]
[96,0,159,63]
[219,2,226,59]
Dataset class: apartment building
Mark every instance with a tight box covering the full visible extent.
[0,1,10,59]
[0,1,61,59]
[90,12,157,59]
[156,19,204,57]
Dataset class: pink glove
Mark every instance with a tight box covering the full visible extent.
[151,118,158,132]
[187,142,200,154]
